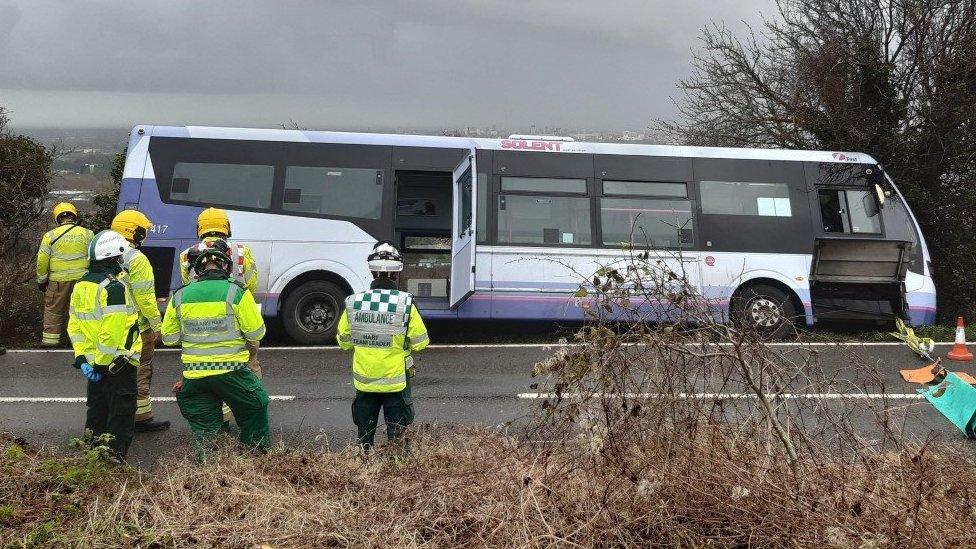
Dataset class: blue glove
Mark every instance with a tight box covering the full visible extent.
[80,363,103,383]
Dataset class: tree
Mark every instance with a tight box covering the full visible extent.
[82,148,126,231]
[659,0,976,322]
[0,106,52,282]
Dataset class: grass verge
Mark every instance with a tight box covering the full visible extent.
[2,425,976,548]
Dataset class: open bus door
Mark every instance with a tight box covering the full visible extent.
[449,152,476,309]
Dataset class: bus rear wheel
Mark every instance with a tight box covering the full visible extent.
[281,280,347,345]
[730,284,797,340]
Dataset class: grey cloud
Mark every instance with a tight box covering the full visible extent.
[0,0,771,129]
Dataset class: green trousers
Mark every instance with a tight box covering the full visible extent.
[176,369,270,454]
[85,362,137,459]
[352,381,414,447]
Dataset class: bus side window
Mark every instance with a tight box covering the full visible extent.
[818,189,881,234]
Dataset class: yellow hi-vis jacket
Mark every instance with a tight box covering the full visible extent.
[337,288,429,393]
[36,223,94,283]
[161,273,266,379]
[119,248,161,333]
[67,271,142,368]
[179,236,259,295]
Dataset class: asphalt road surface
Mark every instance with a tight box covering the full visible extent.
[1,342,972,467]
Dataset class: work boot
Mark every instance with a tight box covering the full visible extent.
[134,419,171,432]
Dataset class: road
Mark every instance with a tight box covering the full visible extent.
[0,342,970,467]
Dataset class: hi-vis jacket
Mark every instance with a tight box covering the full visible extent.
[161,274,266,380]
[337,289,429,393]
[178,237,258,295]
[67,272,142,368]
[36,223,94,283]
[120,248,161,333]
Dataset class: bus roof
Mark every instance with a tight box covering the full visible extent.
[133,124,879,165]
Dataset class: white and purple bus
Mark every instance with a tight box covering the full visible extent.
[119,125,936,343]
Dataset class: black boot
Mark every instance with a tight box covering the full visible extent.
[134,419,171,432]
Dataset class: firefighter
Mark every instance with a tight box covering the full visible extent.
[163,243,269,456]
[179,208,261,426]
[179,207,258,294]
[67,230,142,459]
[337,242,430,451]
[36,202,94,346]
[110,210,169,432]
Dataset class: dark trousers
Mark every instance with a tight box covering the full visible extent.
[176,369,271,456]
[85,363,137,459]
[352,381,415,448]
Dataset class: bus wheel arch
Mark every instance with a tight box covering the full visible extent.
[279,271,354,345]
[729,278,803,340]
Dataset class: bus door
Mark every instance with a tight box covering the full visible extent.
[450,152,477,308]
[807,162,910,320]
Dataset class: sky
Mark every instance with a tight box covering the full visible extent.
[0,0,771,131]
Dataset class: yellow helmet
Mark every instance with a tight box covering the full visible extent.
[197,207,231,238]
[52,202,78,222]
[111,209,153,245]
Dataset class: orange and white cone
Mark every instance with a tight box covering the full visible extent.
[947,316,973,362]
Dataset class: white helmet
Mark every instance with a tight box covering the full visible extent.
[89,230,131,262]
[367,241,403,272]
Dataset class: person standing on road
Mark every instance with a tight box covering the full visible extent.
[178,208,261,426]
[337,242,429,452]
[163,244,270,457]
[36,202,94,346]
[67,230,142,460]
[110,209,169,432]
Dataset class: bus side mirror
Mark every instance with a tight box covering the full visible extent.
[874,184,886,209]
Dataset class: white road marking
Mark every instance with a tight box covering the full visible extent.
[0,341,955,353]
[517,392,924,400]
[0,395,296,403]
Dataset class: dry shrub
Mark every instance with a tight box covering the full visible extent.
[528,249,976,546]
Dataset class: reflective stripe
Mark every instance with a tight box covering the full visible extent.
[97,343,141,363]
[101,304,135,316]
[51,252,87,261]
[183,362,248,371]
[182,332,233,344]
[69,333,86,345]
[182,345,246,356]
[96,342,119,355]
[121,248,139,268]
[37,274,49,283]
[38,244,53,255]
[136,398,153,414]
[128,280,155,292]
[69,309,99,321]
[55,268,88,277]
[336,332,351,342]
[410,332,429,345]
[242,325,265,340]
[161,333,181,345]
[353,372,407,386]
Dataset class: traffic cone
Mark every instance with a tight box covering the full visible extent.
[947,316,973,362]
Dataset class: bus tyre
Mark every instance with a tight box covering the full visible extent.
[731,284,797,340]
[281,280,347,345]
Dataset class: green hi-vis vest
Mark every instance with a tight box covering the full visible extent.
[337,289,430,393]
[36,223,94,283]
[67,273,142,368]
[161,277,266,379]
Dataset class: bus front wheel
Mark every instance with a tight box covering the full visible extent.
[730,284,798,340]
[281,280,347,345]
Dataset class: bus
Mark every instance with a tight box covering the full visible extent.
[118,125,936,343]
